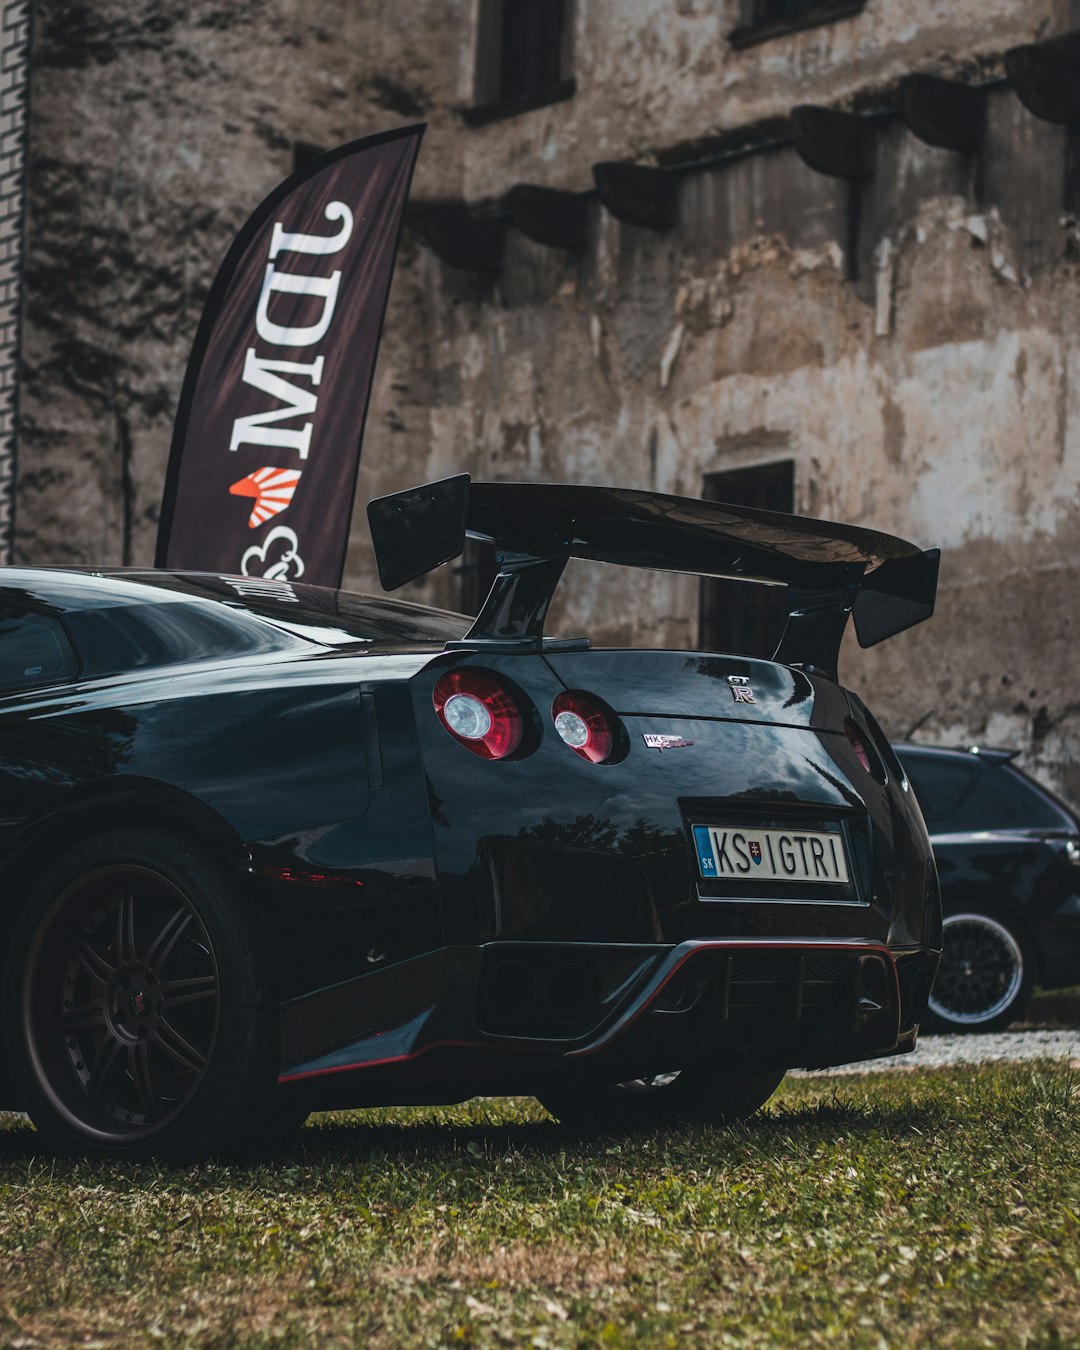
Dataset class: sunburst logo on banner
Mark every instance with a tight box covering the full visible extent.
[228,467,303,528]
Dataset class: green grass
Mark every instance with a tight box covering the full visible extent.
[2,1065,1079,1346]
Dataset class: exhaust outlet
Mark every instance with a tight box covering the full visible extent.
[544,962,597,1028]
[483,959,538,1026]
[858,955,890,1015]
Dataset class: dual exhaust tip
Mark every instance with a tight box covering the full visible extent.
[483,958,598,1032]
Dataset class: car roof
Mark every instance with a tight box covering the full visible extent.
[894,743,1019,766]
[0,566,470,648]
[1,566,437,612]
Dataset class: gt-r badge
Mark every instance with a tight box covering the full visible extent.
[642,733,694,751]
[728,675,756,704]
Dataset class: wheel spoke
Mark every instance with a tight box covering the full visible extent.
[116,893,139,966]
[62,1000,106,1033]
[145,907,193,975]
[87,1036,123,1106]
[161,974,217,1008]
[127,1043,157,1122]
[154,1018,207,1075]
[73,938,115,985]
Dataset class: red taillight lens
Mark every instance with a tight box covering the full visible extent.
[433,670,524,760]
[845,719,872,773]
[552,692,614,763]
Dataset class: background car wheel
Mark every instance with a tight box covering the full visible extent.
[2,827,278,1159]
[538,1063,784,1132]
[926,908,1035,1034]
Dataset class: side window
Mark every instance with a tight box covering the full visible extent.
[899,755,981,830]
[0,605,78,693]
[955,765,1069,832]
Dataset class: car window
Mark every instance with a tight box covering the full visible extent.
[63,600,303,679]
[0,605,79,692]
[901,756,980,827]
[992,766,1072,830]
[900,753,1068,831]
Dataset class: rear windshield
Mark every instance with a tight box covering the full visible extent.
[899,752,1069,832]
[117,573,470,648]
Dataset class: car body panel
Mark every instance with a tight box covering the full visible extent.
[1,566,941,1111]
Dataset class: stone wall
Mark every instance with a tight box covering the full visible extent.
[11,1,1080,804]
[14,0,470,568]
[0,0,31,564]
[456,0,1075,199]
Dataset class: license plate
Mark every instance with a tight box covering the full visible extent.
[693,825,849,885]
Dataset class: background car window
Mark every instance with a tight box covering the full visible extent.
[901,753,1069,832]
[900,755,981,828]
[972,772,1074,831]
[0,606,78,691]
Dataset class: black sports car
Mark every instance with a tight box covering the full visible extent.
[895,743,1080,1032]
[0,478,942,1157]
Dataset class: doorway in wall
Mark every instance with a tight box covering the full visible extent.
[698,460,795,658]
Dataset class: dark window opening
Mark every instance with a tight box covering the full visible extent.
[498,0,565,102]
[729,0,866,49]
[468,0,574,125]
[698,461,794,660]
[456,538,499,616]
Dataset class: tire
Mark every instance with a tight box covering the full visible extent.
[2,827,278,1159]
[925,908,1035,1034]
[539,1063,785,1132]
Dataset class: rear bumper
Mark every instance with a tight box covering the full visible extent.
[278,938,936,1109]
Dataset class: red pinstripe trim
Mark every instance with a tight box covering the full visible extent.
[278,1038,483,1084]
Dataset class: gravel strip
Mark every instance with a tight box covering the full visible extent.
[793,1028,1080,1076]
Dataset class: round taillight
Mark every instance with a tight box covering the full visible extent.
[433,670,524,760]
[842,718,885,783]
[845,721,871,772]
[552,692,614,763]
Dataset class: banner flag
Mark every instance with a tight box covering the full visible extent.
[156,124,424,587]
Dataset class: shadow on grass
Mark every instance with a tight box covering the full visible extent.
[285,1107,958,1171]
[0,1089,959,1173]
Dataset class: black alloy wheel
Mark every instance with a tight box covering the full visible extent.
[4,829,276,1158]
[539,1063,784,1132]
[926,909,1035,1034]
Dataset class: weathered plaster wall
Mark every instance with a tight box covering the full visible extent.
[15,0,470,568]
[457,0,1077,200]
[389,83,1080,805]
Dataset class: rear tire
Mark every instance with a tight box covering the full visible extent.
[2,827,278,1159]
[925,908,1035,1034]
[539,1062,784,1132]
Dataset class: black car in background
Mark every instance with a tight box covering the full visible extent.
[896,744,1080,1032]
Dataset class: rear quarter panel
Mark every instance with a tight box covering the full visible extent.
[0,652,438,1002]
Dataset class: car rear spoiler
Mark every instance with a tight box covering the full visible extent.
[366,475,940,678]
